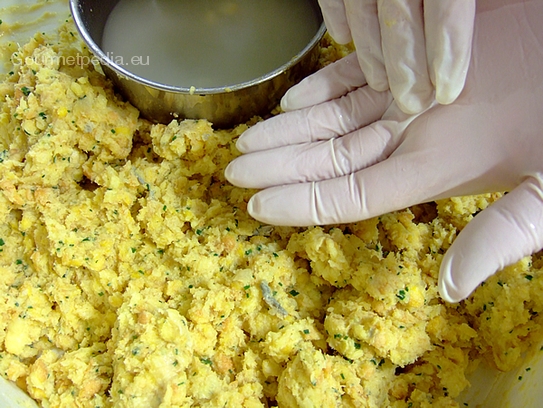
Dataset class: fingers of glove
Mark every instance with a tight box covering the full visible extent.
[245,149,438,226]
[344,0,389,92]
[424,0,475,105]
[281,53,367,112]
[227,119,398,189]
[378,0,434,114]
[238,86,392,154]
[317,0,352,44]
[439,177,543,303]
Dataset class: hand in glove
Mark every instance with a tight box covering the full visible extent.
[225,0,543,302]
[312,0,475,114]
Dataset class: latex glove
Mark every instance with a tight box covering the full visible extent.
[310,0,475,114]
[225,0,543,303]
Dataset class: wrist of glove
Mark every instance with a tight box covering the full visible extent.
[226,0,543,303]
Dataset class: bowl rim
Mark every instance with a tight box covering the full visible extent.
[69,0,326,96]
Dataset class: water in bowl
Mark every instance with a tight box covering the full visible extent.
[101,0,321,88]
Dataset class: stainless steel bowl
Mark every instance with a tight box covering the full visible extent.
[69,0,325,128]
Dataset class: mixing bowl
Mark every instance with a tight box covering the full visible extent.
[69,0,326,128]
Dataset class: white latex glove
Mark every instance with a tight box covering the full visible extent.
[308,0,475,114]
[225,0,543,303]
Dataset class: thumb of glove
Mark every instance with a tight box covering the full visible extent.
[438,176,543,303]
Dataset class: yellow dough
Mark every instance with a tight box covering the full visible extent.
[1,20,543,408]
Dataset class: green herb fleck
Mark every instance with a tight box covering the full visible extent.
[396,289,407,301]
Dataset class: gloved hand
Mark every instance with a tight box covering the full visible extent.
[309,0,475,114]
[225,0,543,303]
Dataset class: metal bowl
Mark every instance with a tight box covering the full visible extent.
[69,0,325,128]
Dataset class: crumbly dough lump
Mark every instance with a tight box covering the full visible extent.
[1,23,543,408]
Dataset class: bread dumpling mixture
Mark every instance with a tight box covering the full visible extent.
[1,21,543,408]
